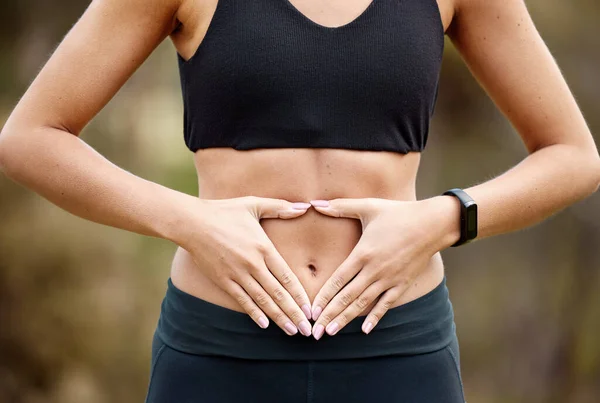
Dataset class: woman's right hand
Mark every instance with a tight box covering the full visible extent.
[175,196,313,337]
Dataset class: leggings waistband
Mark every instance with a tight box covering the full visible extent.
[155,276,456,360]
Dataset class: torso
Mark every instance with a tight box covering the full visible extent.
[168,0,456,314]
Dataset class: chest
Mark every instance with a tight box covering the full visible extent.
[188,0,444,103]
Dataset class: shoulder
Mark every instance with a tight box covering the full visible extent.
[447,0,531,36]
[92,0,184,34]
[452,0,527,12]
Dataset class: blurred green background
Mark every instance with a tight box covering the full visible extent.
[1,1,599,402]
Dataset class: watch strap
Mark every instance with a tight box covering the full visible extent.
[442,188,478,247]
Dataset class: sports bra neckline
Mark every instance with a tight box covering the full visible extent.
[281,0,380,31]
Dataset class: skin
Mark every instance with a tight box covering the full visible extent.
[0,0,599,345]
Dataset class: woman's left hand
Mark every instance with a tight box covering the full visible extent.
[308,196,459,340]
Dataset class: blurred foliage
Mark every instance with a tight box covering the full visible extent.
[0,1,599,402]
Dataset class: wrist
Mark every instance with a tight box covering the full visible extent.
[422,195,462,251]
[156,190,206,248]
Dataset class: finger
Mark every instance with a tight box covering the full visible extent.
[311,273,378,339]
[254,255,312,337]
[224,280,270,330]
[238,274,300,336]
[311,248,364,322]
[322,282,385,337]
[264,247,313,322]
[248,196,312,220]
[309,198,378,220]
[361,286,403,334]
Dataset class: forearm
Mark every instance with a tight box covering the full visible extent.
[429,143,600,250]
[0,125,197,245]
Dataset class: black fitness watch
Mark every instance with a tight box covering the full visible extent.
[442,188,478,247]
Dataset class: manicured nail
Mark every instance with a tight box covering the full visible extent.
[284,322,298,335]
[258,316,269,329]
[312,305,322,321]
[362,321,373,334]
[313,324,325,340]
[326,322,340,336]
[299,320,312,337]
[302,304,312,320]
[310,200,330,208]
[291,202,312,210]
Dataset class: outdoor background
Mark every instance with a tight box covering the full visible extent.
[1,1,599,402]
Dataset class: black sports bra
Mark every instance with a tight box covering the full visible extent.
[177,0,444,153]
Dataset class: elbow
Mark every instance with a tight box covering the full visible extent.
[565,142,600,198]
[590,154,600,195]
[0,127,14,176]
[0,124,29,179]
[578,147,600,197]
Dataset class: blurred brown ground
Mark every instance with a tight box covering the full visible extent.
[0,1,599,402]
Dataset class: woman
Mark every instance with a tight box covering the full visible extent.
[0,0,598,401]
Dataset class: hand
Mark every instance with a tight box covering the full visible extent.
[176,196,314,337]
[308,196,459,339]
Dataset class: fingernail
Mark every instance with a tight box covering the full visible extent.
[299,320,312,337]
[326,322,340,336]
[291,202,312,210]
[310,200,330,208]
[362,321,373,334]
[313,324,325,340]
[258,316,269,329]
[284,322,298,335]
[302,304,312,320]
[312,306,322,321]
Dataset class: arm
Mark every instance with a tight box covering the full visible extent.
[308,0,600,338]
[0,0,313,336]
[433,0,600,245]
[0,0,187,241]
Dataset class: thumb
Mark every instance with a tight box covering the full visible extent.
[310,198,378,221]
[250,197,312,219]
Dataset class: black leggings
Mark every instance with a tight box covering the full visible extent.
[146,333,464,403]
[145,277,465,402]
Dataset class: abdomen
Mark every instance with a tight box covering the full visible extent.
[170,147,445,313]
